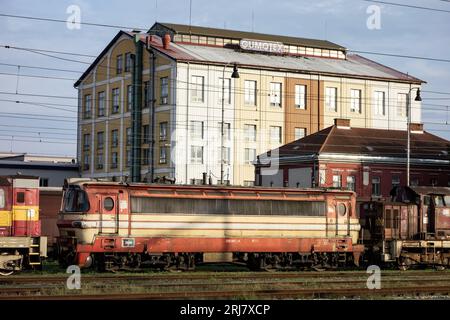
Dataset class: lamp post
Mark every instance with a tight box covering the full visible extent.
[220,63,239,185]
[407,87,422,187]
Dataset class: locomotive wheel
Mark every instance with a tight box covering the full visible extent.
[398,257,411,271]
[0,269,14,276]
[435,264,446,271]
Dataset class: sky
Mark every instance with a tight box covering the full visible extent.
[0,0,449,157]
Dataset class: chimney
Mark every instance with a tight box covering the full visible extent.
[334,118,351,129]
[409,123,424,134]
[163,34,171,50]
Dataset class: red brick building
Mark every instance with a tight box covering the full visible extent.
[254,119,450,200]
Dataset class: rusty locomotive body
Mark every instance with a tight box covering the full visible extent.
[360,186,450,270]
[0,175,47,275]
[56,179,363,271]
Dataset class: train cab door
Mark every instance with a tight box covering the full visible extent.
[335,202,350,237]
[99,194,119,235]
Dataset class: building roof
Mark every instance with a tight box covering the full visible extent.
[172,43,423,83]
[257,123,450,165]
[150,22,346,51]
[75,23,424,87]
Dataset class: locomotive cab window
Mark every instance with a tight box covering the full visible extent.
[337,203,347,216]
[103,197,115,211]
[434,195,445,207]
[63,187,90,213]
[0,189,4,209]
[17,192,25,204]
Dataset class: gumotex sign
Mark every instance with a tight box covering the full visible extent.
[239,39,285,54]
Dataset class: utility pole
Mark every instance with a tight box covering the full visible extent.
[131,34,143,182]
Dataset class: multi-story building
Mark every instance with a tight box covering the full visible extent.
[254,120,450,200]
[75,22,424,185]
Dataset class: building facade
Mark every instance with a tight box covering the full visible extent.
[254,120,450,200]
[0,153,79,187]
[75,22,424,185]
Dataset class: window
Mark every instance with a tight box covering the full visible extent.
[125,52,132,72]
[111,152,118,168]
[160,77,168,104]
[191,75,204,102]
[244,181,255,187]
[244,80,257,105]
[244,148,256,165]
[98,91,105,117]
[325,87,337,111]
[111,88,120,113]
[294,128,306,140]
[350,89,361,113]
[397,93,407,117]
[143,81,149,109]
[142,125,149,144]
[411,178,419,186]
[83,94,92,119]
[116,54,123,74]
[83,134,90,151]
[374,91,385,116]
[270,126,282,144]
[244,124,256,141]
[159,147,167,164]
[142,148,149,165]
[219,78,231,104]
[218,122,231,140]
[96,152,103,169]
[17,192,25,203]
[39,178,49,187]
[127,85,133,112]
[347,176,356,191]
[372,177,381,196]
[191,146,204,164]
[190,121,204,139]
[0,189,4,209]
[431,177,438,186]
[83,154,90,171]
[97,132,104,150]
[295,84,306,109]
[392,175,400,188]
[270,82,282,107]
[111,129,118,148]
[333,175,342,188]
[319,169,326,186]
[126,127,132,146]
[160,122,168,140]
[126,149,131,167]
[104,197,114,211]
[218,147,231,164]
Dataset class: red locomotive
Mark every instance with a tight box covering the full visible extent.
[0,175,47,275]
[360,186,450,270]
[56,178,363,271]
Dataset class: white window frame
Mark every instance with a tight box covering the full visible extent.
[190,146,204,164]
[294,128,306,140]
[350,89,361,113]
[191,75,205,103]
[295,84,306,109]
[98,91,105,117]
[84,94,92,119]
[332,175,342,188]
[270,126,282,144]
[397,93,407,117]
[160,77,169,104]
[244,148,256,165]
[159,147,167,164]
[374,91,385,116]
[190,121,204,140]
[244,124,257,142]
[160,122,168,140]
[270,82,282,107]
[244,80,257,105]
[219,146,231,164]
[347,176,356,191]
[325,87,337,112]
[218,77,231,104]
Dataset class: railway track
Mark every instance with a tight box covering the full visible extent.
[2,271,450,299]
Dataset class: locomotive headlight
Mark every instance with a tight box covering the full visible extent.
[72,221,88,228]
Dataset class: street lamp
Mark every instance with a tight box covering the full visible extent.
[407,87,422,187]
[220,63,239,185]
